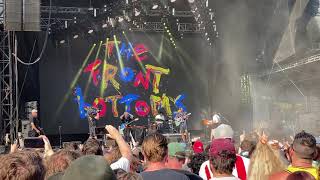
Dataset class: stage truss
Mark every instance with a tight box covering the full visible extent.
[0,2,216,143]
[39,6,205,33]
[0,30,19,144]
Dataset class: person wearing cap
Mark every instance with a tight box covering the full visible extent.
[208,138,240,180]
[199,124,250,180]
[193,140,204,154]
[28,109,43,137]
[166,142,203,180]
[269,131,319,180]
[166,142,187,170]
[141,133,189,180]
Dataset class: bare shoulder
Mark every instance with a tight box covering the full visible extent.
[269,171,290,180]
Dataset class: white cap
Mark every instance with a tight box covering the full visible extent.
[31,109,38,113]
[211,124,234,139]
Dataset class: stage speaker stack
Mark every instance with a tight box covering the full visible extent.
[21,120,30,138]
[23,0,40,31]
[4,0,40,31]
[4,0,22,31]
[25,101,38,119]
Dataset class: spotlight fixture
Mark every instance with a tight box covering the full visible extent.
[60,40,65,44]
[152,4,159,10]
[118,16,124,22]
[73,34,79,39]
[88,29,94,34]
[134,8,141,16]
[205,32,208,36]
[170,0,176,2]
[207,37,210,41]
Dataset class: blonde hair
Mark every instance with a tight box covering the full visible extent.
[248,142,286,180]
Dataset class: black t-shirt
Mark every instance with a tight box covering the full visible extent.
[29,117,40,129]
[141,169,190,180]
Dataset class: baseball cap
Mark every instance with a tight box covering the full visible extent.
[192,140,204,154]
[211,124,234,139]
[168,142,186,158]
[209,138,236,157]
[62,155,116,180]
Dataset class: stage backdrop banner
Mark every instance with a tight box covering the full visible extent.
[40,32,213,135]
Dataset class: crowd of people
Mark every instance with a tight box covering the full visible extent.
[0,123,319,180]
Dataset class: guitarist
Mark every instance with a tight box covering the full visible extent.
[120,112,135,142]
[28,109,44,137]
[174,108,189,142]
[120,112,134,124]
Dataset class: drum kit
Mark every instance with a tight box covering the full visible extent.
[152,115,178,133]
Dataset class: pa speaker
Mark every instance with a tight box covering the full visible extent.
[4,0,22,31]
[23,0,40,31]
[4,0,40,31]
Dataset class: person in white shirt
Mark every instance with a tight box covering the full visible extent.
[105,125,132,172]
[200,124,250,180]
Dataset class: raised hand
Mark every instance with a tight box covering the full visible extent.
[105,125,122,140]
[39,135,54,157]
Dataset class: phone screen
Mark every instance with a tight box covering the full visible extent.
[24,137,44,148]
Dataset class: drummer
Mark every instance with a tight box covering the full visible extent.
[154,109,166,129]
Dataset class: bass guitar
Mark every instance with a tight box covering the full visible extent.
[119,118,139,135]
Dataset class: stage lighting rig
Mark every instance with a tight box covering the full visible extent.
[152,4,159,10]
[134,8,141,16]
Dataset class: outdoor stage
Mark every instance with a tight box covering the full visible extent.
[2,0,320,145]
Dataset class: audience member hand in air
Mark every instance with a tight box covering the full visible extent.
[105,125,132,161]
[39,135,54,157]
[10,140,19,154]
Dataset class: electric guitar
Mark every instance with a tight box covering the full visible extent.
[119,118,139,135]
[175,113,191,126]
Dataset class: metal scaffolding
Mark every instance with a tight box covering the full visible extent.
[258,52,320,77]
[131,22,204,33]
[0,31,19,144]
[39,6,202,32]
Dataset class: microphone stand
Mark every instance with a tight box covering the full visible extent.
[58,126,62,149]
